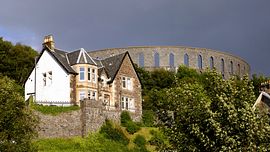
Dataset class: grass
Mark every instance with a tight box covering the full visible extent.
[31,104,80,115]
[34,127,159,152]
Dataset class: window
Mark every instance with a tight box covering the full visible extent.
[169,53,174,67]
[138,53,144,67]
[79,91,85,100]
[209,56,214,69]
[184,53,189,67]
[92,69,96,82]
[80,67,85,81]
[121,96,134,111]
[87,90,97,100]
[43,73,46,86]
[48,71,52,84]
[230,61,233,74]
[122,76,132,90]
[88,68,91,81]
[154,52,160,67]
[221,59,225,73]
[198,55,203,69]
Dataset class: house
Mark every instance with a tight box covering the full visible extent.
[25,35,142,114]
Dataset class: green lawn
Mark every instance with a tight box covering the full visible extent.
[31,104,80,115]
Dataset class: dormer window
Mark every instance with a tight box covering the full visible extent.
[122,76,132,90]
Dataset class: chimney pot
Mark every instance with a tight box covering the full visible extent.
[43,35,55,50]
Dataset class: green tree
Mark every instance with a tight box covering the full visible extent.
[0,38,38,86]
[251,74,269,97]
[0,76,38,151]
[155,70,270,151]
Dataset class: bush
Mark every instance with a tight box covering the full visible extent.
[133,135,148,152]
[100,119,129,145]
[120,111,132,127]
[126,121,141,134]
[148,130,168,150]
[142,110,155,127]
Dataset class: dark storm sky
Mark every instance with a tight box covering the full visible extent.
[0,0,270,75]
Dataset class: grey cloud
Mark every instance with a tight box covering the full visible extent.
[0,0,270,75]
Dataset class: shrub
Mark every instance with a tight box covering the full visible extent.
[133,135,148,152]
[148,130,168,150]
[142,110,155,127]
[100,119,129,145]
[126,121,141,134]
[120,111,132,127]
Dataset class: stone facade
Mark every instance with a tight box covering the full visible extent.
[88,46,250,79]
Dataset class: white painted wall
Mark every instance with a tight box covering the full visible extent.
[25,50,71,104]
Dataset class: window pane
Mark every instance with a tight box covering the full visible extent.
[230,61,233,74]
[221,59,225,73]
[88,68,91,81]
[80,67,85,80]
[209,56,214,69]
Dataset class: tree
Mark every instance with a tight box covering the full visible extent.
[251,74,269,97]
[155,70,270,151]
[0,38,38,86]
[0,76,38,151]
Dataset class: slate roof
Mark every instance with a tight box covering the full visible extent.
[101,52,127,83]
[40,46,134,84]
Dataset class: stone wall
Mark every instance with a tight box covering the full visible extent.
[88,46,250,79]
[36,110,81,138]
[37,99,139,138]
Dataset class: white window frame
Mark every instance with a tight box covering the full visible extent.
[121,96,134,111]
[79,67,85,81]
[42,73,46,86]
[87,67,91,81]
[92,69,96,83]
[48,71,52,85]
[87,90,97,100]
[79,91,86,101]
[122,76,132,90]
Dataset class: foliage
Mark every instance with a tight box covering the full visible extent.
[133,135,148,152]
[251,74,269,97]
[142,110,155,127]
[31,103,80,115]
[148,130,169,151]
[0,38,38,86]
[100,119,129,145]
[126,121,141,134]
[120,111,132,127]
[35,133,131,152]
[155,70,270,151]
[0,76,38,151]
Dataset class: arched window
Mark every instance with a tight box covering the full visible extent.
[154,52,160,67]
[184,53,189,67]
[138,53,144,67]
[209,56,214,69]
[198,55,203,69]
[169,53,174,67]
[221,58,225,73]
[237,64,240,75]
[230,61,234,74]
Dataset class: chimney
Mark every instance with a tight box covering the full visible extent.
[43,35,55,50]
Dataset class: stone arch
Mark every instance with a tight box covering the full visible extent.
[237,63,240,75]
[230,61,234,74]
[209,56,214,69]
[198,54,203,69]
[184,53,189,67]
[221,58,225,73]
[169,52,174,67]
[154,52,160,67]
[138,53,144,67]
